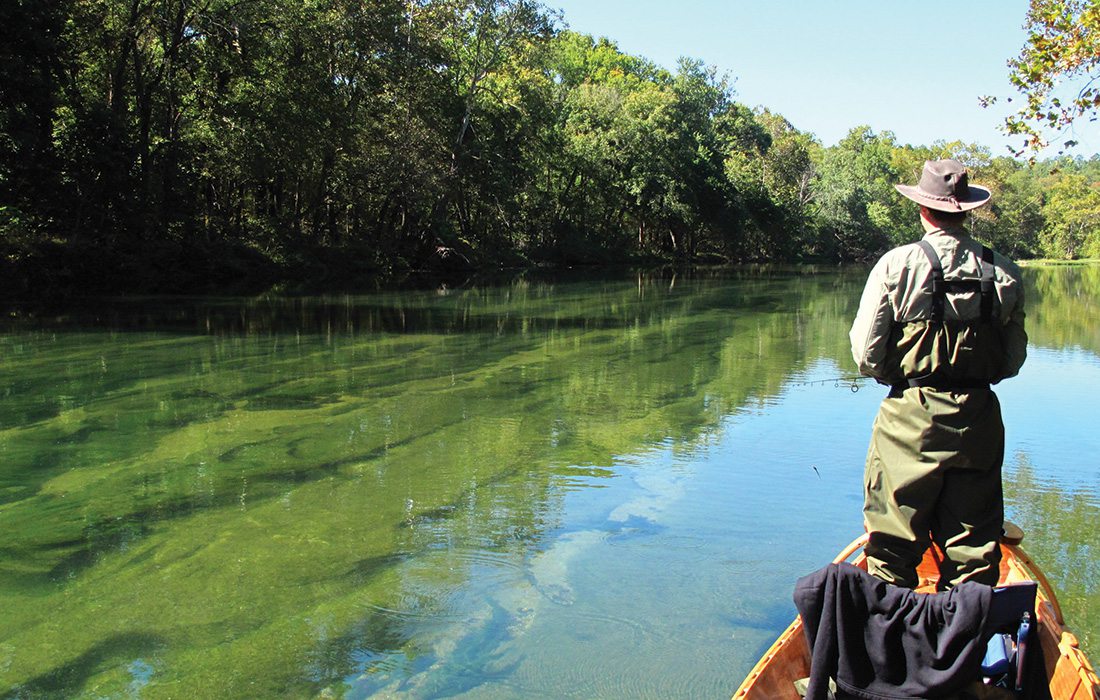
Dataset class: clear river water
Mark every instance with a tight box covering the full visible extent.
[1,265,1097,699]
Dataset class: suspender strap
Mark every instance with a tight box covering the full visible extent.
[916,239,945,324]
[980,245,995,323]
[897,240,999,395]
[915,240,996,324]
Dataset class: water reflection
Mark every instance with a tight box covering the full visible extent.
[0,265,1096,698]
[1024,264,1100,352]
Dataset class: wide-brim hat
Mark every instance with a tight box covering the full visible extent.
[895,159,991,212]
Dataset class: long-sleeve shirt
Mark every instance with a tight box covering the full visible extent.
[850,228,1027,386]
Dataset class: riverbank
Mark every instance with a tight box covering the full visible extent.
[1020,258,1100,266]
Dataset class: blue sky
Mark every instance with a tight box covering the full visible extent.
[549,0,1098,158]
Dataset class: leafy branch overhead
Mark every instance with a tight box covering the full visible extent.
[984,0,1100,156]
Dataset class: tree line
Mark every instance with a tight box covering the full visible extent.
[2,0,1099,296]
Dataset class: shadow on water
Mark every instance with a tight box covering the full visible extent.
[0,266,837,336]
[2,633,166,700]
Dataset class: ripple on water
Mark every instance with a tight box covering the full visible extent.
[446,547,531,579]
[619,532,706,549]
[355,546,530,626]
[554,607,657,645]
[504,635,729,700]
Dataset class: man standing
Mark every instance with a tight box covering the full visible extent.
[850,159,1027,589]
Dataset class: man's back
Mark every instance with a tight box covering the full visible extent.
[850,228,1027,388]
[851,159,1028,589]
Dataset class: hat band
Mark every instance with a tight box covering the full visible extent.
[919,191,963,210]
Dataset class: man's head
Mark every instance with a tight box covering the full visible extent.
[920,205,968,230]
[896,159,991,215]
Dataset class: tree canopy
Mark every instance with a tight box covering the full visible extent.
[1,0,1098,297]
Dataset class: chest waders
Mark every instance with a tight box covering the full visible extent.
[889,240,997,395]
[864,239,1006,590]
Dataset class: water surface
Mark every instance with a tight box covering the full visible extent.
[1,266,1097,698]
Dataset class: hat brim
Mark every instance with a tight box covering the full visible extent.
[895,183,991,212]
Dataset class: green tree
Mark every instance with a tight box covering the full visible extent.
[0,0,72,281]
[1040,173,1100,258]
[7,0,1100,294]
[988,0,1100,157]
[542,37,753,263]
[550,41,664,260]
[752,109,818,255]
[664,59,748,260]
[980,158,1045,257]
[433,0,556,261]
[810,126,905,260]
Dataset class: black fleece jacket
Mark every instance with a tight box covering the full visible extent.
[793,563,992,700]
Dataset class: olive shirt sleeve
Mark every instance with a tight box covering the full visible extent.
[849,253,897,382]
[995,258,1028,382]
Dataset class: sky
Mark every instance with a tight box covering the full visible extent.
[548,0,1098,158]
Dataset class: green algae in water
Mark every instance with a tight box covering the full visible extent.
[1,269,1098,698]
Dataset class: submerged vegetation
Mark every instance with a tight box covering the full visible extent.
[1,268,1097,696]
[2,0,1100,296]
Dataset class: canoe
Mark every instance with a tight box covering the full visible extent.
[732,529,1100,700]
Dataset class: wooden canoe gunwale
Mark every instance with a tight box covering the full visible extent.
[731,533,1100,700]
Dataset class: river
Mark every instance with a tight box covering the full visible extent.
[1,265,1097,698]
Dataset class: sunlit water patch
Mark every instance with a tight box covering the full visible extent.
[1,267,1098,698]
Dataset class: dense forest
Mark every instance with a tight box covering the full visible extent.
[2,0,1099,296]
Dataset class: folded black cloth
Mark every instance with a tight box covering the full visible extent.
[793,563,993,700]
